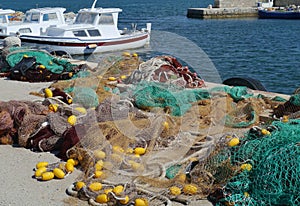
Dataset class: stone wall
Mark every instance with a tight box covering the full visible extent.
[274,0,300,6]
[214,0,300,8]
[214,0,259,8]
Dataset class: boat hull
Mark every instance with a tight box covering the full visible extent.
[258,9,300,19]
[20,33,150,55]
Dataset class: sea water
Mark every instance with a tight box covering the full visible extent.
[1,0,299,94]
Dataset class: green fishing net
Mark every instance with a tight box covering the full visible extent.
[132,81,211,116]
[289,94,300,106]
[6,49,76,74]
[65,87,99,108]
[211,86,254,102]
[216,119,300,205]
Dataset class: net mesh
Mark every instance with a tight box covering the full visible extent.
[213,119,300,206]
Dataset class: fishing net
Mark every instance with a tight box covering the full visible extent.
[211,119,300,206]
[3,54,294,205]
[289,94,300,106]
[0,47,88,81]
[66,87,99,109]
[273,93,300,118]
[132,81,210,116]
[124,55,205,88]
[6,49,75,73]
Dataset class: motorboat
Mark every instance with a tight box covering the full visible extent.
[0,7,67,40]
[258,6,300,19]
[20,0,151,55]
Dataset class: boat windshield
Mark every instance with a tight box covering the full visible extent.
[24,12,40,23]
[0,15,8,23]
[74,13,97,24]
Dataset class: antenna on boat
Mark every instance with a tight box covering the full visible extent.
[91,0,97,10]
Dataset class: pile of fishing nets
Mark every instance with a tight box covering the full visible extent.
[0,88,85,159]
[1,54,297,205]
[124,55,205,88]
[0,46,88,81]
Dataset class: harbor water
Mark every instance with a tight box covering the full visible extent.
[1,0,299,94]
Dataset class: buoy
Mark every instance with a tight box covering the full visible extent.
[228,137,240,147]
[122,52,131,57]
[261,129,270,135]
[112,185,124,195]
[53,168,65,179]
[94,150,106,159]
[67,115,76,126]
[104,188,113,194]
[36,161,49,169]
[163,121,169,130]
[126,148,134,154]
[75,181,85,190]
[44,88,53,98]
[95,194,109,203]
[35,167,47,177]
[134,198,148,206]
[183,184,198,195]
[112,145,124,153]
[88,182,102,191]
[95,160,104,171]
[108,77,117,81]
[48,104,58,112]
[94,170,103,178]
[282,115,289,123]
[120,195,130,204]
[75,107,87,114]
[244,192,250,198]
[134,147,146,155]
[169,186,181,196]
[67,98,73,104]
[65,162,74,173]
[240,163,252,171]
[41,172,55,181]
[67,158,78,166]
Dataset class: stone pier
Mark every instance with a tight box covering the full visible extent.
[187,0,300,19]
[187,0,259,19]
[187,7,258,19]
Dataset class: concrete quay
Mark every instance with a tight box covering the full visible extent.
[187,7,258,19]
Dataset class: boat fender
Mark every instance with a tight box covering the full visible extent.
[87,44,97,49]
[222,77,267,91]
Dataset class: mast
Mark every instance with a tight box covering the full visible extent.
[91,0,98,10]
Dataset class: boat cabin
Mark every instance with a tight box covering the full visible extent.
[0,7,66,37]
[257,0,274,8]
[0,9,16,24]
[45,7,123,39]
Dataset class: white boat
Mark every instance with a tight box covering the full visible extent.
[0,9,16,23]
[0,7,67,40]
[20,0,151,55]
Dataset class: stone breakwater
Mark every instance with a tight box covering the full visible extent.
[187,7,258,19]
